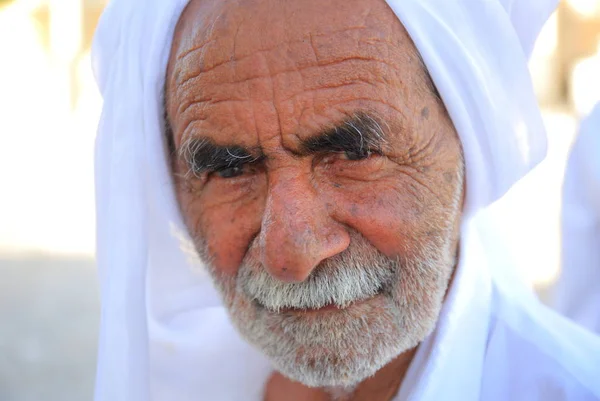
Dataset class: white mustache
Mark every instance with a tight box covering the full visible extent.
[237,240,398,312]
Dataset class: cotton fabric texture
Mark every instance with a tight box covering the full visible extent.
[92,1,600,400]
[553,103,600,334]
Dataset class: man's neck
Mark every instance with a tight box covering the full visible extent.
[263,348,418,401]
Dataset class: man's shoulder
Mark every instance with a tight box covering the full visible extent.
[483,290,600,400]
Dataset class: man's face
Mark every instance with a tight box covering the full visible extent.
[166,0,464,388]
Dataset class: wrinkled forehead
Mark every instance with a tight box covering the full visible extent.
[167,0,414,75]
[165,0,434,136]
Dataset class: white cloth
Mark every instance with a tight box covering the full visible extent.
[394,217,600,401]
[92,1,600,400]
[553,103,600,333]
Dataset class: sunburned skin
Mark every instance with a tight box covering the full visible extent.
[164,0,465,400]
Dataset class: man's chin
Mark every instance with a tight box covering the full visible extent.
[228,292,425,389]
[271,336,405,388]
[273,349,393,389]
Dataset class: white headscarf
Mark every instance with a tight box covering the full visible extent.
[92,1,557,400]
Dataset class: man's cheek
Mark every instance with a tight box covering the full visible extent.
[194,202,264,277]
[330,184,433,258]
[178,187,263,275]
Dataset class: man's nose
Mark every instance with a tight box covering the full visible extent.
[258,173,350,283]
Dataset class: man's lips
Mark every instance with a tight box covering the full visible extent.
[259,288,386,314]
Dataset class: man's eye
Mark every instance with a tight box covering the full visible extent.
[216,165,245,178]
[340,150,372,161]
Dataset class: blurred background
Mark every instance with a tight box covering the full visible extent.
[0,0,599,400]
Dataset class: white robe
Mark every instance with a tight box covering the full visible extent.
[553,104,600,333]
[91,0,600,400]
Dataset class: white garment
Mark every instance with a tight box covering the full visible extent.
[92,0,600,400]
[553,103,600,333]
[394,217,600,401]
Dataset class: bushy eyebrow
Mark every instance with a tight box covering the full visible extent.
[299,112,388,156]
[176,112,388,177]
[178,137,262,177]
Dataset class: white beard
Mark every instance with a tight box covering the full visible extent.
[204,227,455,388]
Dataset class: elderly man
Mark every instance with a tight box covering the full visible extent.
[92,0,600,400]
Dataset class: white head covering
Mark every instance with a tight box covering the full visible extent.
[92,1,557,400]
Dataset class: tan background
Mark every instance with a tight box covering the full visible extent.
[0,1,599,400]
